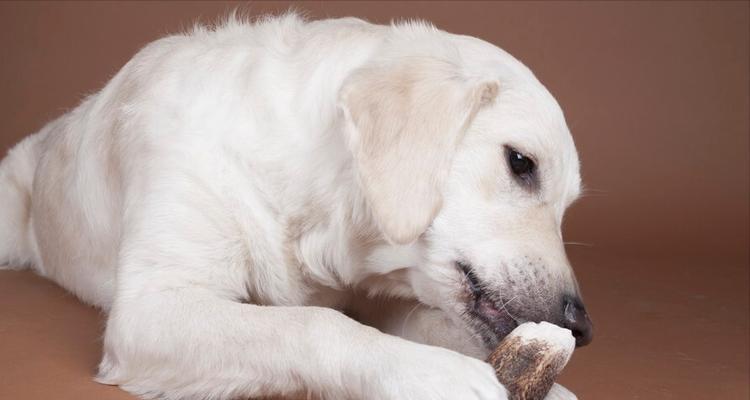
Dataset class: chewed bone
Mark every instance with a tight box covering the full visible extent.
[487,322,576,400]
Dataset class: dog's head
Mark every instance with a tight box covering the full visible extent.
[340,30,592,349]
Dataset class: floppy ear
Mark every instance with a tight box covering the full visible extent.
[340,57,499,244]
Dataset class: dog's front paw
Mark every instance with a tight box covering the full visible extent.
[367,340,507,400]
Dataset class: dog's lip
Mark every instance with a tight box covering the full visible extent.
[456,261,518,344]
[457,260,483,297]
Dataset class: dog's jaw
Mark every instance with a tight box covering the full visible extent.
[456,261,519,348]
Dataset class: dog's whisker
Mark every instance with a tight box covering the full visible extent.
[497,295,522,323]
[579,192,608,199]
[582,188,607,192]
[564,241,594,247]
[400,302,424,338]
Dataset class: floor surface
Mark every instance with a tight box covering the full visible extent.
[1,248,748,399]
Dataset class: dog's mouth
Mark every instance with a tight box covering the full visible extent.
[456,261,518,348]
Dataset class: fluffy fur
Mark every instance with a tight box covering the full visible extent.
[0,13,585,400]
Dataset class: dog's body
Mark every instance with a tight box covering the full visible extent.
[0,15,590,399]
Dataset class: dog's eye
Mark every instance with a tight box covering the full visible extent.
[505,146,536,188]
[506,147,536,184]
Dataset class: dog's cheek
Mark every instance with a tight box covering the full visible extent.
[407,264,461,310]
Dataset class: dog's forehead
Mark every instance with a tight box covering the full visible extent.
[503,89,581,214]
[523,89,582,211]
[480,82,582,219]
[455,33,582,210]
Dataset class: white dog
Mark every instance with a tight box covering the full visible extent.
[0,14,592,400]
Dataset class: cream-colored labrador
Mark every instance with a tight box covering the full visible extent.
[0,14,591,400]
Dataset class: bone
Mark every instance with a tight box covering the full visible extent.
[487,322,576,400]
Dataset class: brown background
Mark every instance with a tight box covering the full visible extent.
[0,1,748,399]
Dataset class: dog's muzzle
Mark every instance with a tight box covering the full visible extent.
[456,261,593,348]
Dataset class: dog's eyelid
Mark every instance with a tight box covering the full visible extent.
[502,144,537,165]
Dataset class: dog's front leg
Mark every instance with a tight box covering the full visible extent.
[94,179,506,399]
[100,292,358,399]
[99,291,506,400]
[350,297,489,359]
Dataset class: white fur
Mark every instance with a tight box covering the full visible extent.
[0,14,582,400]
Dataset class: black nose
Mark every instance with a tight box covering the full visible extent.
[563,298,593,347]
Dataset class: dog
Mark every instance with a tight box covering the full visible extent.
[0,14,592,400]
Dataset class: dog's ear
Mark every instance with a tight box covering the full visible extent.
[340,57,499,244]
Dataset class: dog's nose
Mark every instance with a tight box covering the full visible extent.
[563,298,593,347]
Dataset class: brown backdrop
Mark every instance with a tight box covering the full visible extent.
[0,2,748,400]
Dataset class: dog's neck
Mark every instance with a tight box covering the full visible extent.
[284,173,423,301]
[279,124,423,301]
[260,27,427,302]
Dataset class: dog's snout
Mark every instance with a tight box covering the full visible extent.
[563,297,593,347]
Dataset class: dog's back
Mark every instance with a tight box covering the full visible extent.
[0,14,385,309]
